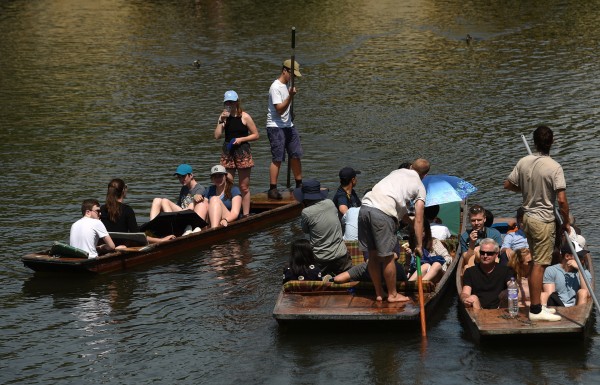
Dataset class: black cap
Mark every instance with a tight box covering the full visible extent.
[339,167,361,179]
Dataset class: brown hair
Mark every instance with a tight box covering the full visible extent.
[509,248,531,280]
[105,178,126,223]
[81,199,100,215]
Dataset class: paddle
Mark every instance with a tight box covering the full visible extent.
[415,252,427,337]
[286,27,296,189]
[520,134,600,316]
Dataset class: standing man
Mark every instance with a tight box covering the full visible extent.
[266,59,303,199]
[70,199,123,259]
[504,125,569,322]
[358,158,430,302]
[332,166,361,219]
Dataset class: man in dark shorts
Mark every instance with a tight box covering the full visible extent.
[358,158,429,302]
[266,59,303,199]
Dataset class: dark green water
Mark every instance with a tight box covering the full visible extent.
[1,1,599,383]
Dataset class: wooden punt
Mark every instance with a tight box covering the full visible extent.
[21,190,301,274]
[456,221,595,342]
[273,201,466,325]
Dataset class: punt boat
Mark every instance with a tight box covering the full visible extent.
[456,218,595,342]
[272,200,466,325]
[21,191,301,274]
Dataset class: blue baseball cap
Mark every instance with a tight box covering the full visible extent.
[174,164,193,176]
[223,90,238,102]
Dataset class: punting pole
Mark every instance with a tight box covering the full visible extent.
[520,134,600,315]
[286,27,296,189]
[416,253,427,337]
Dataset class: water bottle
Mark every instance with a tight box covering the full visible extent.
[508,277,519,317]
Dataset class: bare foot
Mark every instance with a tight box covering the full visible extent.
[388,293,410,303]
[376,295,383,302]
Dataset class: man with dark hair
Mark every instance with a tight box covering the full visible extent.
[358,158,430,302]
[504,125,569,321]
[541,242,591,308]
[70,199,122,258]
[332,166,361,219]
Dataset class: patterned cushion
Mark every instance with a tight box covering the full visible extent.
[50,241,89,259]
[282,279,435,293]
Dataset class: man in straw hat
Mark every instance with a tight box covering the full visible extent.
[266,59,303,199]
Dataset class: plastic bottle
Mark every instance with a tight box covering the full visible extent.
[508,277,519,317]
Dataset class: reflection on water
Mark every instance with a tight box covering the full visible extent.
[2,0,600,384]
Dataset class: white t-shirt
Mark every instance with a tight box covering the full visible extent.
[70,216,109,258]
[362,169,426,220]
[266,79,293,128]
[431,222,452,240]
[341,207,360,241]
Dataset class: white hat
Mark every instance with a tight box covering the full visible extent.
[210,164,227,176]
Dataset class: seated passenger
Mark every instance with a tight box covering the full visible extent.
[425,205,451,240]
[295,178,352,275]
[541,242,592,308]
[101,178,175,244]
[282,239,322,283]
[341,206,360,241]
[195,165,242,228]
[149,164,206,220]
[70,199,125,258]
[459,204,503,272]
[332,167,361,220]
[403,220,450,283]
[333,255,407,284]
[508,248,532,306]
[460,238,515,309]
[500,207,529,265]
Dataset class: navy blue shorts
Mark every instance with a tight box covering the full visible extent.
[266,126,303,162]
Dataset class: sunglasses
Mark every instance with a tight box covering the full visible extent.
[480,250,497,256]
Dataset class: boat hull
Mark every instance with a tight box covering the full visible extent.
[22,192,301,274]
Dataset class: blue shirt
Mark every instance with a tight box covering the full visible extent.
[459,226,503,256]
[501,229,529,251]
[204,185,241,211]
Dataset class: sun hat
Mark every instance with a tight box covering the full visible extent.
[174,164,193,176]
[210,164,227,176]
[293,178,328,202]
[339,167,361,179]
[223,90,238,102]
[282,59,302,77]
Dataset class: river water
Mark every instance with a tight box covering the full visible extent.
[1,0,599,384]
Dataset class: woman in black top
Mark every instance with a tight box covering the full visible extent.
[101,178,174,244]
[214,90,259,217]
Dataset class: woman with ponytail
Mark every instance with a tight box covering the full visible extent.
[101,179,174,244]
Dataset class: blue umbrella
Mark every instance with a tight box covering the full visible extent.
[422,174,477,207]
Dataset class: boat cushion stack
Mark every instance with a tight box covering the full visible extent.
[50,242,89,259]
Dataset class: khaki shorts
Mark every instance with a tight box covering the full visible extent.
[522,213,555,265]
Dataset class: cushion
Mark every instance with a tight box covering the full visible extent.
[50,242,89,259]
[282,279,435,294]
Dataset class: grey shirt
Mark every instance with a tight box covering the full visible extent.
[301,199,347,262]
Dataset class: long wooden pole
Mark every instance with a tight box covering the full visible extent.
[286,27,296,189]
[415,253,427,337]
[520,134,599,316]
